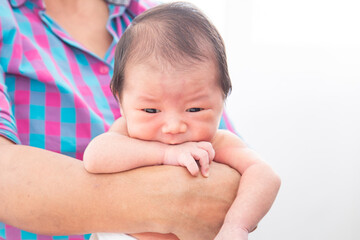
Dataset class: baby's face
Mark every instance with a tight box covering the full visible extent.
[120,58,224,144]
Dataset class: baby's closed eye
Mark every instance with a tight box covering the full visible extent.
[186,108,204,112]
[142,108,160,113]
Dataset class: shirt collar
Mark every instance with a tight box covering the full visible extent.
[9,0,45,9]
[9,0,133,9]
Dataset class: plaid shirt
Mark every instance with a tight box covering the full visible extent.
[0,0,235,239]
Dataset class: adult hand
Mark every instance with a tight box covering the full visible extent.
[159,162,240,239]
[131,162,240,240]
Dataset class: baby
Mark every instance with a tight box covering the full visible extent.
[84,2,280,240]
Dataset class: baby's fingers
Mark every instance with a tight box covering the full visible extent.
[197,141,215,162]
[191,148,211,177]
[179,154,199,176]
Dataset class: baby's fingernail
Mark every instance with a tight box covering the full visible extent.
[204,171,209,177]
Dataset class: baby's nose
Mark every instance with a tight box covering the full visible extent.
[162,118,187,134]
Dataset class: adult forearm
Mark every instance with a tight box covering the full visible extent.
[0,143,240,238]
[0,144,146,235]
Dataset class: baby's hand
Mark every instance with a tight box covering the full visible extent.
[214,224,249,240]
[164,141,215,177]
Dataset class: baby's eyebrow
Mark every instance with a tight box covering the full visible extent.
[136,95,159,102]
[186,93,210,102]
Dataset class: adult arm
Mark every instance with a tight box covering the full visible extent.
[0,136,240,239]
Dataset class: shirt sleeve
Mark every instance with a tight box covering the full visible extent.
[0,65,20,144]
[0,0,20,144]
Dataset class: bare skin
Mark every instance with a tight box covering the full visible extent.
[0,136,239,239]
[44,0,112,58]
[0,1,240,238]
[84,55,280,239]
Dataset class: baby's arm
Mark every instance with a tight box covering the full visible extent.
[212,130,281,240]
[83,118,214,176]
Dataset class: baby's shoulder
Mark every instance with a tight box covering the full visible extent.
[109,117,129,136]
[212,129,245,149]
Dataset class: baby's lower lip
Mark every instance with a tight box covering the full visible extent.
[161,138,186,145]
[166,140,183,145]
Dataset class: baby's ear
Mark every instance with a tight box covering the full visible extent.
[119,103,124,115]
[116,93,121,101]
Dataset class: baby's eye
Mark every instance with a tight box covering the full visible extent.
[186,108,204,112]
[143,108,160,113]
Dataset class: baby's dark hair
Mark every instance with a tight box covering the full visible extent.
[110,1,232,99]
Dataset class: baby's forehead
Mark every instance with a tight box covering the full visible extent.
[121,54,224,103]
[127,51,219,74]
[125,56,219,86]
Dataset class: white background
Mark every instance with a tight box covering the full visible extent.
[163,0,360,239]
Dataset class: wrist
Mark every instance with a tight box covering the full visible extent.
[162,144,174,165]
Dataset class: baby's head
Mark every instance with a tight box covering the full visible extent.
[111,1,231,100]
[111,2,232,144]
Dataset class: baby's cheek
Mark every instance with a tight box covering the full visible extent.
[126,114,158,140]
[193,124,217,142]
[193,114,219,141]
[127,124,155,141]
